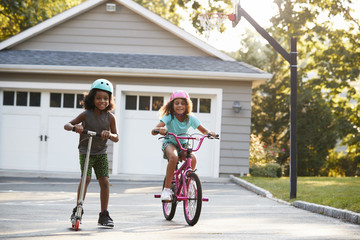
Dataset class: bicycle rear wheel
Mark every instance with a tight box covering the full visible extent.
[162,177,177,220]
[183,172,202,226]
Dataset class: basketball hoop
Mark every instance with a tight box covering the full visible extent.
[199,13,236,39]
[199,13,233,37]
[198,0,241,38]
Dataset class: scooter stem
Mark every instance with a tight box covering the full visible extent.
[78,135,93,205]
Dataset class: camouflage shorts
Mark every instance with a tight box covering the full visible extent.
[79,154,109,179]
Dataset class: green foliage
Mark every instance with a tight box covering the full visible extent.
[241,176,360,213]
[249,134,286,166]
[296,86,338,176]
[0,0,86,41]
[235,0,360,176]
[249,163,282,178]
[324,150,360,177]
[133,0,182,26]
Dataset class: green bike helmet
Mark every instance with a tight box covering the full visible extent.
[91,79,113,93]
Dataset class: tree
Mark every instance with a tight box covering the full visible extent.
[0,0,86,41]
[237,0,360,175]
[133,0,182,26]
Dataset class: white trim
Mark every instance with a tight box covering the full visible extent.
[0,0,105,51]
[0,81,90,90]
[0,65,272,82]
[114,84,222,177]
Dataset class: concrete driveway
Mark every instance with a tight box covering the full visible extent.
[0,175,359,240]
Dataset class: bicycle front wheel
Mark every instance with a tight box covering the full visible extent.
[183,172,202,226]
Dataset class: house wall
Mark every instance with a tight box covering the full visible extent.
[13,1,208,56]
[0,73,251,177]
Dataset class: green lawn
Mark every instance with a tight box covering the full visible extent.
[240,176,360,213]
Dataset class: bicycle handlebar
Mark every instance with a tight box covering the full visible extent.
[154,130,219,139]
[154,130,219,152]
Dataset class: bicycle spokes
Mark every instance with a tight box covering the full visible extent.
[183,172,202,226]
[187,179,198,218]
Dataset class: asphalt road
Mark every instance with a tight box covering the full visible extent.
[0,176,359,240]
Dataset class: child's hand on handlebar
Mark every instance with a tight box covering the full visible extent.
[73,124,84,134]
[101,130,112,140]
[159,127,168,136]
[152,127,167,135]
[64,123,84,134]
[207,131,217,138]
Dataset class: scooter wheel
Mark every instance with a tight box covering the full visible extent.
[75,219,80,231]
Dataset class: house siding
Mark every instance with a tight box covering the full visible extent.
[13,1,208,56]
[0,73,252,177]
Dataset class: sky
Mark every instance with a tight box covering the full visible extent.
[180,0,278,52]
[180,0,360,53]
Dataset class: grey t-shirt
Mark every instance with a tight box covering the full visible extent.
[78,110,111,155]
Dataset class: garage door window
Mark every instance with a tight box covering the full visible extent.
[2,91,41,107]
[50,93,83,109]
[125,95,163,111]
[191,98,211,113]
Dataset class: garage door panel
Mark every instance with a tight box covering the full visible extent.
[120,118,163,175]
[46,115,80,172]
[0,114,41,170]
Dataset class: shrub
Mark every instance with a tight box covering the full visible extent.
[250,163,282,178]
[322,150,360,176]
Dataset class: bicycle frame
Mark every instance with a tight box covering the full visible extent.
[168,132,210,202]
[154,131,219,225]
[154,132,215,202]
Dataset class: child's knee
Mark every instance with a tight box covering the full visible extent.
[98,177,109,188]
[85,176,91,185]
[168,155,178,164]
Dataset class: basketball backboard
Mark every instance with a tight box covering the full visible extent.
[232,0,241,27]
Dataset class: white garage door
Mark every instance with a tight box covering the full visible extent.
[115,85,221,178]
[0,85,87,173]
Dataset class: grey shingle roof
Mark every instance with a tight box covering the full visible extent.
[0,50,266,75]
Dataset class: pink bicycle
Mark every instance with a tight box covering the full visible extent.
[154,131,219,226]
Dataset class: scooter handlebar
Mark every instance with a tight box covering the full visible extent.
[72,127,101,137]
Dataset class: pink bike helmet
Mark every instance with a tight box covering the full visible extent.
[170,90,190,101]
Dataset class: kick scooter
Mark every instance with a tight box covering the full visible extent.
[71,128,101,231]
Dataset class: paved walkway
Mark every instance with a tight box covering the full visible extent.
[0,172,359,239]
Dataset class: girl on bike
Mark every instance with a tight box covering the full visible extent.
[64,78,119,227]
[151,90,217,201]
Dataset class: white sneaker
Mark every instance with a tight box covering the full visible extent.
[161,188,173,201]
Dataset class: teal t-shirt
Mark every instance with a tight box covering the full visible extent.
[160,114,201,145]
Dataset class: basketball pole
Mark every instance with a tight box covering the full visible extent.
[236,7,298,199]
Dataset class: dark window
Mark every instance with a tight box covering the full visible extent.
[29,92,41,107]
[152,96,163,111]
[199,98,211,113]
[16,92,27,106]
[3,91,14,105]
[76,94,84,108]
[191,98,198,112]
[125,95,137,110]
[63,94,75,108]
[50,93,61,108]
[139,96,150,110]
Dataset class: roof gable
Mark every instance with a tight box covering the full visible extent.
[0,0,234,61]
